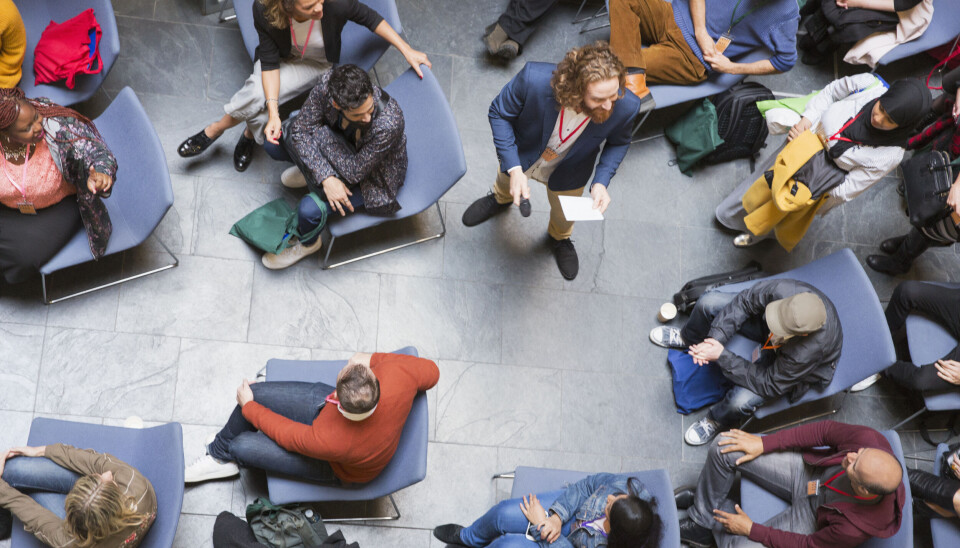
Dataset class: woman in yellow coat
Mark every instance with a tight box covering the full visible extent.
[0,0,25,88]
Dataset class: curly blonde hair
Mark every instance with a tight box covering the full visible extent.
[550,42,625,110]
[64,475,149,547]
[259,0,296,29]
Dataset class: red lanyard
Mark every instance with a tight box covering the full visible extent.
[762,333,782,351]
[828,112,863,144]
[558,109,590,145]
[289,18,316,60]
[823,470,879,501]
[0,143,31,200]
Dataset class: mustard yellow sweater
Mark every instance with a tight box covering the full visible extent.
[0,0,25,88]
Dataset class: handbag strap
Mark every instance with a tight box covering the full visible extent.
[927,33,960,91]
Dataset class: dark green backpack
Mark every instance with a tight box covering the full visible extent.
[229,193,328,254]
[664,99,724,175]
[245,497,328,548]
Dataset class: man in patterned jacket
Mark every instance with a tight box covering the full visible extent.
[263,63,408,269]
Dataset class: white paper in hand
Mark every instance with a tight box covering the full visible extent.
[558,195,604,221]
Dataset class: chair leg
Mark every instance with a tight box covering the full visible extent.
[321,494,401,523]
[572,1,607,24]
[218,0,237,22]
[321,202,446,269]
[492,471,516,481]
[42,235,179,305]
[890,406,928,431]
[629,110,654,144]
[752,391,848,434]
[579,5,610,34]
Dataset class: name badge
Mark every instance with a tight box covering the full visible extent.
[716,33,734,54]
[540,147,559,162]
[751,344,762,363]
[807,480,820,497]
[17,201,37,215]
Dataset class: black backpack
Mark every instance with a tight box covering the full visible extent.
[673,261,766,313]
[799,0,899,58]
[701,82,774,170]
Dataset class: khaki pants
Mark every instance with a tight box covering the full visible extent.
[609,0,707,85]
[493,171,583,240]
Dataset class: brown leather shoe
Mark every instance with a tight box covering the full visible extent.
[624,73,656,114]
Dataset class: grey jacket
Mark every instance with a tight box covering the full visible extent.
[707,279,843,401]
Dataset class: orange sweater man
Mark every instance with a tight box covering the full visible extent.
[184,352,439,485]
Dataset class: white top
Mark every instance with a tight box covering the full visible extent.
[291,18,326,61]
[509,107,590,183]
[800,73,903,211]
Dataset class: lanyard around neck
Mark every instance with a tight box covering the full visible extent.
[761,333,782,351]
[289,18,316,60]
[0,143,31,199]
[823,470,879,501]
[558,109,590,145]
[728,0,770,32]
[829,112,864,144]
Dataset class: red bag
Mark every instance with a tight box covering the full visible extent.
[33,9,103,89]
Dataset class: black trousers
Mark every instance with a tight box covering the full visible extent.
[0,197,81,284]
[884,281,960,392]
[497,0,560,45]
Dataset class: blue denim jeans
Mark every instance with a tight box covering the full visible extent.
[708,385,766,427]
[297,191,363,245]
[207,381,340,484]
[459,490,570,547]
[1,456,81,518]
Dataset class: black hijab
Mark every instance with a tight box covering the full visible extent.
[830,78,932,159]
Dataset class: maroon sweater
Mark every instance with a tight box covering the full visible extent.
[749,421,905,548]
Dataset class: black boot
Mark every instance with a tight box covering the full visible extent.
[178,128,219,157]
[908,468,960,510]
[234,133,255,172]
[432,524,467,546]
[679,517,715,547]
[880,236,907,254]
[550,236,579,280]
[0,507,11,540]
[674,486,696,510]
[462,193,510,226]
[866,254,911,276]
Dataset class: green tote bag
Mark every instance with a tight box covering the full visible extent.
[664,99,725,175]
[229,193,328,254]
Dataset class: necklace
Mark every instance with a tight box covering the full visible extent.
[1,141,30,162]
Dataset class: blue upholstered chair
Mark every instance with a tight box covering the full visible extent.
[710,249,896,425]
[490,466,680,547]
[931,443,960,547]
[889,282,960,430]
[14,0,119,106]
[263,346,428,521]
[39,87,176,303]
[233,0,402,72]
[875,0,960,68]
[10,418,184,548]
[742,430,912,548]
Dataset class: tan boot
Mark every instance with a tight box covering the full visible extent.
[261,237,324,270]
[624,73,656,113]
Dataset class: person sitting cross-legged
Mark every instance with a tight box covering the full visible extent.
[675,421,905,548]
[650,279,842,446]
[184,351,439,486]
[262,63,407,270]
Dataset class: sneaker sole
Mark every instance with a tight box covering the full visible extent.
[185,466,240,484]
[684,427,717,446]
[649,329,685,349]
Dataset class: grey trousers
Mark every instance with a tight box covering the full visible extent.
[688,436,819,548]
[715,146,783,237]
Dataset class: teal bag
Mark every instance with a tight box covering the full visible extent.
[664,99,725,176]
[245,497,328,548]
[229,193,328,254]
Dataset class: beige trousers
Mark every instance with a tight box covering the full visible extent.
[492,171,584,240]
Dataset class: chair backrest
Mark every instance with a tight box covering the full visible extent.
[509,467,680,548]
[905,282,960,412]
[877,0,960,66]
[264,346,429,503]
[14,0,120,106]
[329,65,466,236]
[11,418,184,548]
[234,0,258,61]
[931,443,960,547]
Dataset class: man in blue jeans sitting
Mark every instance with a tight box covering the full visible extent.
[649,279,842,446]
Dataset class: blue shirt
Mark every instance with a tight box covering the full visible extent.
[672,0,800,73]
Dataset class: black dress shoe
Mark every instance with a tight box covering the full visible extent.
[674,486,696,511]
[679,517,715,547]
[234,133,255,172]
[866,254,911,276]
[462,193,510,227]
[880,236,907,255]
[432,524,467,546]
[178,129,218,158]
[0,507,11,540]
[550,236,579,280]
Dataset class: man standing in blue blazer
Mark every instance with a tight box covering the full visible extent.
[461,42,641,280]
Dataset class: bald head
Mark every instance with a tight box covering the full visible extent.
[847,448,902,497]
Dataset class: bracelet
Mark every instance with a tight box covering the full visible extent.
[265,98,279,105]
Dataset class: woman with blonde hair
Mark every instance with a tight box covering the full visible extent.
[0,444,156,547]
[177,0,430,173]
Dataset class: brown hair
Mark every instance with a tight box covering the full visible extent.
[550,41,625,110]
[336,363,380,414]
[259,0,296,29]
[64,475,148,547]
[0,87,103,143]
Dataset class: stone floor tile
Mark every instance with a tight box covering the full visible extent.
[110,0,156,18]
[378,275,501,362]
[0,283,48,326]
[620,296,681,379]
[172,513,216,548]
[450,54,524,132]
[144,173,198,256]
[841,177,912,247]
[496,447,622,478]
[153,0,231,26]
[116,254,254,341]
[330,209,446,279]
[335,524,434,547]
[439,126,501,207]
[173,339,311,425]
[181,424,236,516]
[385,441,499,530]
[44,286,121,331]
[398,0,502,59]
[36,328,180,421]
[248,267,380,350]
[208,27,253,102]
[561,371,681,459]
[436,360,561,450]
[0,323,45,412]
[593,218,681,299]
[0,410,33,448]
[501,285,621,372]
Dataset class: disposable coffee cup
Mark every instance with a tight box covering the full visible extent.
[657,302,678,323]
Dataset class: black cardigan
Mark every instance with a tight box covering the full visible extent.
[252,0,384,71]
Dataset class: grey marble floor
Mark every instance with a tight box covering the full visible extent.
[0,0,955,547]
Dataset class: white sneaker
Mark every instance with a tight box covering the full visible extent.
[685,417,722,446]
[733,233,762,248]
[850,373,881,392]
[649,326,687,349]
[184,454,239,483]
[281,166,307,189]
[261,237,323,270]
